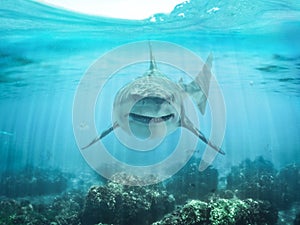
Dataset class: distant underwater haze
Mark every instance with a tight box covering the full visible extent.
[1,0,300,224]
[0,0,300,172]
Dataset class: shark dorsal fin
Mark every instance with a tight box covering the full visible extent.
[149,41,157,72]
[143,41,164,77]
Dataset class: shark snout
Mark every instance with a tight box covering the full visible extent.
[131,96,172,104]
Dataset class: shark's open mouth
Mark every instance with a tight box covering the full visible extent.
[129,113,175,124]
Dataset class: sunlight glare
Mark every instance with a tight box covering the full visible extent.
[37,0,185,20]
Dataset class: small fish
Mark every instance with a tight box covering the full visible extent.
[190,183,196,188]
[0,130,14,136]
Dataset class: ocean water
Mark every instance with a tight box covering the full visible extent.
[1,0,300,224]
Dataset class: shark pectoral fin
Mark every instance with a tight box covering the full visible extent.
[181,53,213,115]
[181,116,225,155]
[81,123,119,150]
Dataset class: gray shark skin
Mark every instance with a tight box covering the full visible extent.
[82,45,225,155]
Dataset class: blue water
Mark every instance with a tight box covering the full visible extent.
[1,0,300,183]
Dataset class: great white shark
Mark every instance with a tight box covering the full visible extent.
[82,45,225,155]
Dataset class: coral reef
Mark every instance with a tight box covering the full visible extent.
[226,157,300,210]
[93,224,113,225]
[165,157,218,204]
[0,191,84,225]
[0,157,299,225]
[152,200,209,225]
[276,164,300,206]
[0,167,68,197]
[68,169,107,192]
[226,157,277,200]
[152,198,278,225]
[81,173,175,225]
[295,211,300,225]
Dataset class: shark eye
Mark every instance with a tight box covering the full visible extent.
[132,94,142,101]
[167,94,175,103]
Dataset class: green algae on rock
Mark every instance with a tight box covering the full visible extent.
[81,177,175,225]
[208,198,277,225]
[152,198,277,225]
[0,191,84,225]
[153,200,209,225]
[226,157,300,210]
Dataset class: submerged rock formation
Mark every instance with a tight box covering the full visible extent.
[226,157,300,210]
[0,157,299,225]
[0,191,84,224]
[0,167,68,197]
[152,198,278,225]
[81,173,175,225]
[165,157,218,204]
[294,211,300,225]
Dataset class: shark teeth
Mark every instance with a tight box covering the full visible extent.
[129,113,174,124]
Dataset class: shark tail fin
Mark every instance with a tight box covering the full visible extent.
[197,53,213,114]
[180,53,213,115]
